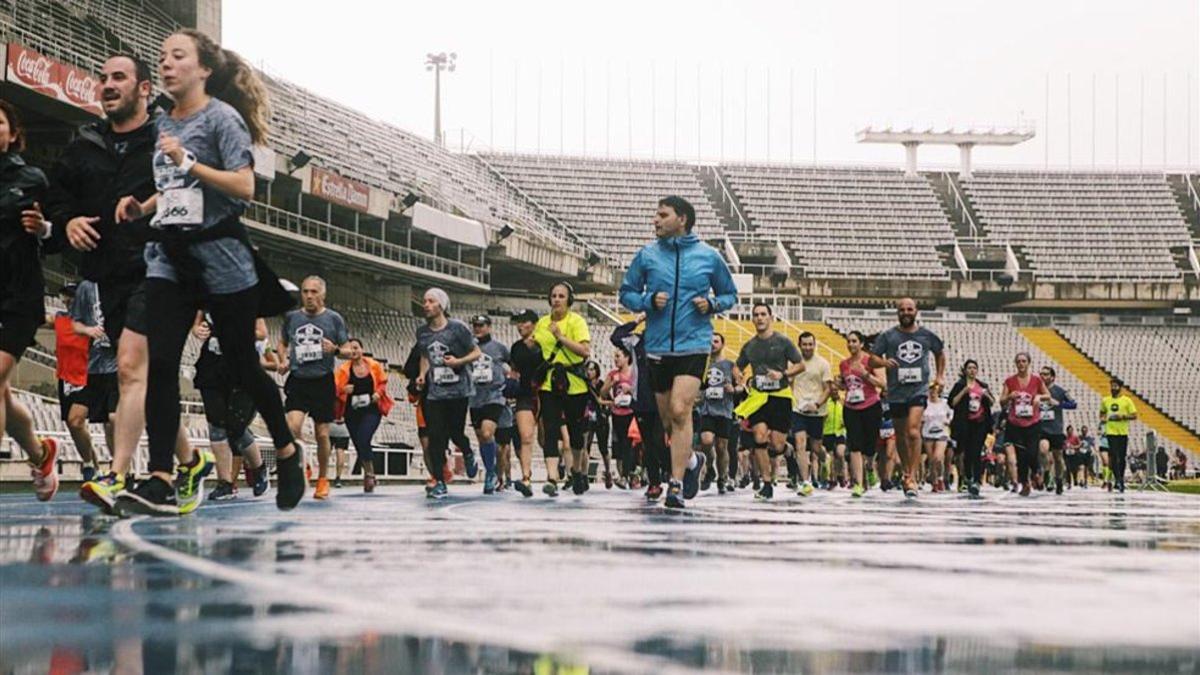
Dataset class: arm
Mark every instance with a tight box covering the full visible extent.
[444,345,483,368]
[999,382,1012,406]
[866,352,894,370]
[816,379,834,408]
[783,360,806,378]
[558,336,591,359]
[1059,390,1078,410]
[618,251,654,313]
[949,380,968,406]
[599,376,615,400]
[706,253,739,314]
[72,320,106,341]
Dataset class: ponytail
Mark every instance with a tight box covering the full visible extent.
[177,29,270,145]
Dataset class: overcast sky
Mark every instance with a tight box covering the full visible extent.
[224,0,1198,170]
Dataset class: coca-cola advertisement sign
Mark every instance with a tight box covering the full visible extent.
[5,44,102,116]
[311,167,371,212]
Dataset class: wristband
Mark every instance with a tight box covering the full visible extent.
[178,149,197,174]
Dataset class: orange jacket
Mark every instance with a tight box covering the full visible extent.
[334,357,394,419]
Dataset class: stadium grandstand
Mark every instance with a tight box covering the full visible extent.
[1,0,1198,486]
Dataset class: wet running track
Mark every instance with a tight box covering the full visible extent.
[1,484,1197,673]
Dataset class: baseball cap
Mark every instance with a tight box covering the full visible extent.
[471,314,492,326]
[510,309,538,324]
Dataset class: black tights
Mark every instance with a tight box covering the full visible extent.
[145,279,294,475]
[1108,435,1129,486]
[958,421,988,484]
[636,410,667,485]
[424,397,468,480]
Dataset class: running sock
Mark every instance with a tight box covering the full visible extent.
[686,452,698,471]
[480,441,497,473]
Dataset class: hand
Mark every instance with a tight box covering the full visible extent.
[767,369,783,382]
[633,312,647,324]
[415,374,426,390]
[86,326,107,341]
[549,321,563,340]
[724,383,735,393]
[371,392,381,403]
[801,402,817,414]
[692,296,711,314]
[342,384,355,396]
[65,216,102,250]
[277,360,289,375]
[933,376,945,390]
[191,322,211,341]
[20,202,46,236]
[322,338,336,354]
[652,292,669,311]
[442,355,462,369]
[159,133,185,166]
[114,196,143,223]
[883,358,899,369]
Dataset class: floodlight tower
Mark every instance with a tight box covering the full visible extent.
[426,52,457,146]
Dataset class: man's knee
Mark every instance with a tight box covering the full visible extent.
[66,406,89,431]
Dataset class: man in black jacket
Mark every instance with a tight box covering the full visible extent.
[29,54,165,512]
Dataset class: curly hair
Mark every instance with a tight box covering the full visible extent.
[175,29,270,144]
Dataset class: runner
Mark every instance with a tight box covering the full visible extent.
[998,352,1050,497]
[583,361,614,489]
[877,402,899,490]
[867,299,946,499]
[948,359,995,497]
[619,196,738,509]
[330,419,350,488]
[69,279,120,475]
[49,283,100,482]
[822,391,847,489]
[28,55,159,512]
[921,383,953,492]
[468,315,510,494]
[111,29,304,515]
[600,345,638,489]
[191,312,271,501]
[533,282,591,497]
[507,309,543,497]
[279,276,349,500]
[1037,366,1077,495]
[1076,425,1095,488]
[611,315,666,501]
[1099,379,1137,493]
[3,99,59,501]
[334,338,392,493]
[790,331,834,497]
[838,330,884,498]
[414,288,479,499]
[734,302,805,501]
[695,333,741,495]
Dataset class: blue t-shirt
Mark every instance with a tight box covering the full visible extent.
[469,337,510,409]
[69,280,117,375]
[144,98,257,294]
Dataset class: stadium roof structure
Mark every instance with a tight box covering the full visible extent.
[856,125,1035,178]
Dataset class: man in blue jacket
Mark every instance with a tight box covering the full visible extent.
[619,196,738,509]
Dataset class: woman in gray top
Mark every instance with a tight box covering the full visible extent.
[113,30,303,516]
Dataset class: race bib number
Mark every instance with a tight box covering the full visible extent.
[705,386,725,400]
[1015,403,1034,419]
[898,367,921,384]
[295,342,322,364]
[207,337,222,355]
[755,375,782,392]
[968,398,981,413]
[846,387,865,404]
[927,426,943,436]
[1040,407,1055,422]
[351,393,371,409]
[62,381,85,396]
[880,427,895,439]
[153,187,204,227]
[433,366,459,385]
[614,393,632,408]
[471,361,493,384]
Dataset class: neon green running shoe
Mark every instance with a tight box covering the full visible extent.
[175,449,215,515]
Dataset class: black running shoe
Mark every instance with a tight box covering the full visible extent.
[114,476,178,517]
[208,480,236,502]
[683,452,705,500]
[275,443,306,511]
[739,474,751,489]
[571,472,586,495]
[515,479,533,498]
[755,482,774,501]
[664,481,685,509]
[542,481,559,498]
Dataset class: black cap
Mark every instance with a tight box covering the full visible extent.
[510,309,538,324]
[471,314,492,326]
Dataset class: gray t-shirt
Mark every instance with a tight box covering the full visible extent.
[1039,384,1074,436]
[69,280,116,375]
[282,308,349,378]
[416,319,477,401]
[144,98,257,295]
[872,326,944,404]
[498,403,514,431]
[469,337,510,409]
[736,333,803,394]
[697,358,736,418]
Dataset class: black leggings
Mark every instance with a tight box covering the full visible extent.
[1108,435,1129,486]
[844,403,882,457]
[538,391,587,453]
[1006,424,1041,484]
[586,417,610,458]
[611,414,633,467]
[145,279,293,475]
[957,420,988,484]
[636,410,668,485]
[424,397,469,479]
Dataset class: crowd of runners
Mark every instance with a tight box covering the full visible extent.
[1,35,1152,517]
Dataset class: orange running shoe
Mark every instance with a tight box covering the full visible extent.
[314,477,330,500]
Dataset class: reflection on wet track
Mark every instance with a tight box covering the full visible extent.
[1,486,1197,673]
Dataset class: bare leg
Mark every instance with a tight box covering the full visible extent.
[66,403,97,468]
[111,329,148,477]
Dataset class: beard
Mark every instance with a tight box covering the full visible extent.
[899,314,915,327]
[104,95,141,124]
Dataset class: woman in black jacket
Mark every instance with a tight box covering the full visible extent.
[2,100,59,502]
[948,359,995,496]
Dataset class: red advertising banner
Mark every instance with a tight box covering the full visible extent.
[311,166,370,212]
[5,44,102,116]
